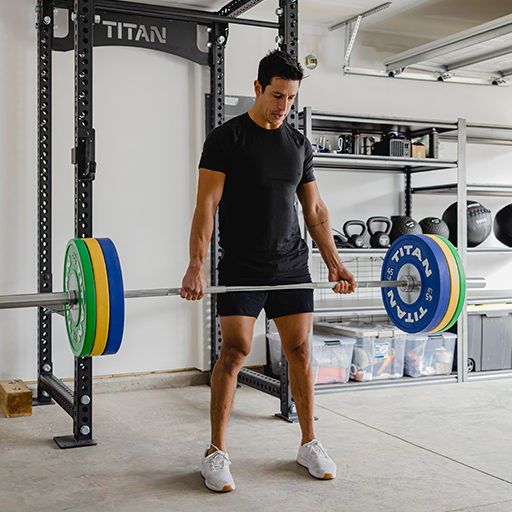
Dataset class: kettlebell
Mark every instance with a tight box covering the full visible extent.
[367,217,392,248]
[343,220,367,248]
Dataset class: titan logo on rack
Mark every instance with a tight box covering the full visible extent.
[102,21,167,44]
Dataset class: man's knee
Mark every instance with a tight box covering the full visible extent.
[219,340,251,371]
[283,336,310,366]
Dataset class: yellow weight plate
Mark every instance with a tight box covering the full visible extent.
[83,238,110,356]
[425,234,460,333]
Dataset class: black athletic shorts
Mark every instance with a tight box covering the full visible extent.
[216,266,314,320]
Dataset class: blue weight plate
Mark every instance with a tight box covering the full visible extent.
[381,234,451,334]
[96,238,125,355]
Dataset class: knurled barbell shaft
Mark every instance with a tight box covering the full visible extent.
[0,277,486,310]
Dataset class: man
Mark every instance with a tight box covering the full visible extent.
[181,50,355,492]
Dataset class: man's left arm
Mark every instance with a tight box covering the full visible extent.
[297,181,356,294]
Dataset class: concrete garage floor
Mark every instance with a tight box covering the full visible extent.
[2,374,512,512]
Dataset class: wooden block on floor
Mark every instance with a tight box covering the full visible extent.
[0,380,32,418]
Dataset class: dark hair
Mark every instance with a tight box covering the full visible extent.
[257,49,304,92]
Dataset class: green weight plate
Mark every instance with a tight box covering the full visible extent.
[434,235,466,331]
[63,239,97,357]
[425,235,460,333]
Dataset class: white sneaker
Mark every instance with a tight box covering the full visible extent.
[297,439,337,479]
[201,445,235,492]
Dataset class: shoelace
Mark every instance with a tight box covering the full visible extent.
[208,450,231,471]
[306,440,328,459]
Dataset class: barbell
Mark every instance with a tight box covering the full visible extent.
[0,234,484,357]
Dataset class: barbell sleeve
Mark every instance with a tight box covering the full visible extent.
[465,277,486,289]
[0,291,73,310]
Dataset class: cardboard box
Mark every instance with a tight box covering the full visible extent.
[412,142,426,158]
[0,380,32,418]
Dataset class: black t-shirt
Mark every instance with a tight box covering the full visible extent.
[199,113,316,279]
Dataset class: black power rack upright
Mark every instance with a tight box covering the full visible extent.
[34,0,301,449]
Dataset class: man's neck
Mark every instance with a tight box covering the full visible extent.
[247,107,283,130]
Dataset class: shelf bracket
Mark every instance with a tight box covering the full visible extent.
[343,15,361,69]
[329,2,391,32]
[327,3,390,72]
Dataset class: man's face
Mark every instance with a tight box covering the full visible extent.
[254,76,299,129]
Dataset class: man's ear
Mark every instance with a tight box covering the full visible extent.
[254,79,262,97]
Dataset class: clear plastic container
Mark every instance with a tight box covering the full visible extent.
[314,321,407,381]
[268,333,284,375]
[404,332,457,377]
[403,334,429,378]
[267,332,356,385]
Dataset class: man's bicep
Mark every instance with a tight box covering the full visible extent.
[197,168,226,212]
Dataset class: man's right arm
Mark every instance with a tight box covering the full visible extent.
[181,168,225,301]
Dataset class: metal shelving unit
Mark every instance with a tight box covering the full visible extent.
[413,184,512,196]
[311,153,457,173]
[312,248,388,257]
[303,110,512,390]
[297,106,469,391]
[313,298,386,317]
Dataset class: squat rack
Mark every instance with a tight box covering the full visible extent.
[35,0,300,448]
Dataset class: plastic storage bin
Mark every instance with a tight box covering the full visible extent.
[268,333,283,376]
[314,322,406,381]
[466,304,512,371]
[267,332,355,385]
[404,332,457,377]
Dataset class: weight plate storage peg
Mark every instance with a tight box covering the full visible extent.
[96,238,125,356]
[425,235,460,332]
[63,239,97,357]
[381,234,451,334]
[83,239,111,356]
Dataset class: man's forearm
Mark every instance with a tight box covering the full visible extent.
[305,206,341,272]
[188,206,215,271]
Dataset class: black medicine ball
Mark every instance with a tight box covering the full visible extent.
[494,203,512,247]
[389,216,422,243]
[419,217,450,238]
[442,200,492,247]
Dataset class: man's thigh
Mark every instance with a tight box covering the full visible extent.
[273,312,313,354]
[218,315,257,356]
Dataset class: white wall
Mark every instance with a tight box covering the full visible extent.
[1,1,512,381]
[1,1,210,381]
